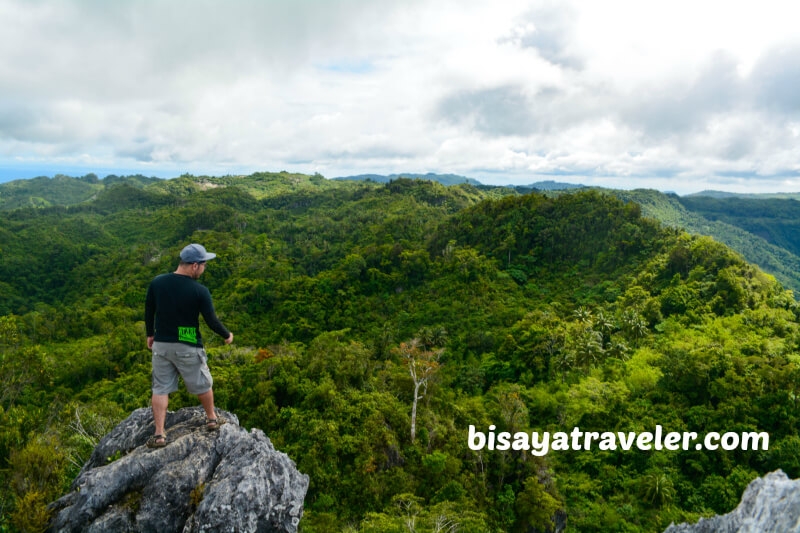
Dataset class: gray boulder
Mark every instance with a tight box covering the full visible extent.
[48,406,308,533]
[664,470,800,533]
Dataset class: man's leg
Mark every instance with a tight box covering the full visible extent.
[151,393,169,436]
[198,388,216,420]
[151,342,178,443]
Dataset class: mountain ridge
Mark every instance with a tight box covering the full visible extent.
[3,172,800,295]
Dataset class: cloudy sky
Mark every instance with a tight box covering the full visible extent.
[2,0,800,193]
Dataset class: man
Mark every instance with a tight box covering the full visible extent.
[144,243,234,448]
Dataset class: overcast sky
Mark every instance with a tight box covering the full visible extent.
[2,0,800,194]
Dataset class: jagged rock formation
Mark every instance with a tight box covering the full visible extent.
[664,470,800,533]
[48,406,308,533]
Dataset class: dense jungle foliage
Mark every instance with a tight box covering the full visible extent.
[610,189,800,296]
[2,173,800,532]
[677,195,800,258]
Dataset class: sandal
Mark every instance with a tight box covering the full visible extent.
[146,434,167,448]
[206,416,226,431]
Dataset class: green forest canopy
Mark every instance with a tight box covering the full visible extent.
[1,173,800,532]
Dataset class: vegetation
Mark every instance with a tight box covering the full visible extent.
[1,173,799,532]
[611,188,800,295]
[677,195,800,258]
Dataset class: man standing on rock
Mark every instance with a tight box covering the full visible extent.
[144,243,234,448]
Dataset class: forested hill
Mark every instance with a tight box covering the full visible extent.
[610,189,800,295]
[2,172,800,532]
[677,195,800,259]
[0,173,163,209]
[6,173,798,296]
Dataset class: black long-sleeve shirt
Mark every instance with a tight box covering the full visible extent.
[145,273,230,347]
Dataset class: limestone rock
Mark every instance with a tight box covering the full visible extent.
[48,406,308,533]
[664,470,800,533]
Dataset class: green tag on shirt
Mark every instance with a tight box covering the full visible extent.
[178,327,198,343]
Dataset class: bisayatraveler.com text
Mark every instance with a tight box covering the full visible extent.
[467,425,769,456]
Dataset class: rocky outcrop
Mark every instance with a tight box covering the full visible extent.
[48,406,308,533]
[664,470,800,533]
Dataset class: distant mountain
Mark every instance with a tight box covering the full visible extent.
[332,173,483,186]
[685,190,744,198]
[333,173,587,192]
[686,190,800,200]
[518,180,585,191]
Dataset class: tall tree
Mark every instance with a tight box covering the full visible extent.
[395,339,443,443]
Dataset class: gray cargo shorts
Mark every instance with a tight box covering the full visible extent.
[151,341,213,395]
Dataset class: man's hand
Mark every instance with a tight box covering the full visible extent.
[225,333,234,345]
[147,336,154,350]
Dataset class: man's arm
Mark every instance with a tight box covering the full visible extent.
[144,283,156,348]
[198,287,232,342]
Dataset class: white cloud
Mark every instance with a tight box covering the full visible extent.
[1,0,800,192]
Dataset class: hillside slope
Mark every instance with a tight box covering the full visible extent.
[610,189,800,295]
[678,195,800,258]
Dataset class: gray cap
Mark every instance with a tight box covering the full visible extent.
[180,243,217,263]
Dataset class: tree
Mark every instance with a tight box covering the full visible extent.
[394,339,443,443]
[515,476,562,532]
[0,346,51,409]
[0,315,19,348]
[639,471,675,508]
[416,326,448,352]
[620,309,648,343]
